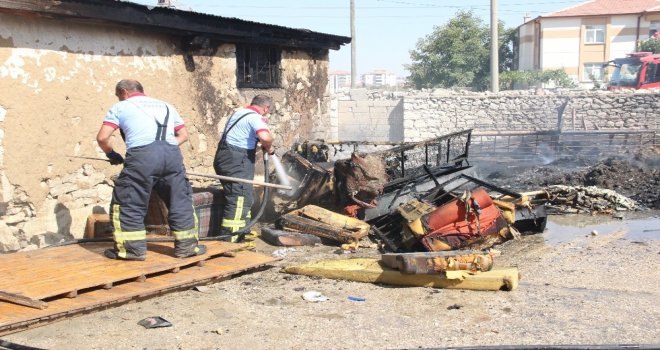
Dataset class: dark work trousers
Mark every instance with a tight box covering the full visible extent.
[109,141,199,259]
[213,143,256,242]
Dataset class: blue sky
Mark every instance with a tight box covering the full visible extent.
[128,0,585,76]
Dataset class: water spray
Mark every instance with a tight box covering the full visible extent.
[270,154,298,197]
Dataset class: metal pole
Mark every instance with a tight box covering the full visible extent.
[186,172,292,190]
[350,0,357,88]
[490,0,499,92]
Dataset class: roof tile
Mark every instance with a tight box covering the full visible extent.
[545,0,660,17]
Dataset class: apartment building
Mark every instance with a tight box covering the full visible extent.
[362,70,399,87]
[329,70,352,91]
[516,0,660,86]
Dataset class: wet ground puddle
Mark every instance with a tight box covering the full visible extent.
[544,211,660,244]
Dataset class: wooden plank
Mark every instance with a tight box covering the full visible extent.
[0,291,47,310]
[283,258,520,291]
[0,241,242,301]
[0,250,278,336]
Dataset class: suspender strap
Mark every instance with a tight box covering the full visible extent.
[155,106,170,141]
[219,112,254,146]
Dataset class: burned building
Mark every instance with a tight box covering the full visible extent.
[0,0,350,249]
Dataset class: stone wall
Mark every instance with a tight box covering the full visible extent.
[332,89,404,142]
[333,89,660,143]
[0,13,331,251]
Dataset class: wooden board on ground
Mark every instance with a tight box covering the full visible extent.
[0,248,277,336]
[283,258,519,291]
[0,241,241,304]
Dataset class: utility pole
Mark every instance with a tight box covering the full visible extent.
[490,0,499,93]
[350,0,357,88]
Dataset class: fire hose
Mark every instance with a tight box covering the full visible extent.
[54,153,287,247]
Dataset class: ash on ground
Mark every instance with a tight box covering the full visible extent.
[478,147,660,210]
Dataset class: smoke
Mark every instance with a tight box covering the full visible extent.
[537,143,556,165]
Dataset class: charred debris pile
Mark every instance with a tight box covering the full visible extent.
[485,148,660,211]
[249,130,646,288]
[260,131,643,267]
[255,131,539,281]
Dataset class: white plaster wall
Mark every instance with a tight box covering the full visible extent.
[541,18,580,71]
[517,23,536,70]
[0,16,175,95]
[610,39,638,59]
[612,15,642,28]
[610,15,641,59]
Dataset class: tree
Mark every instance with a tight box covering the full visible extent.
[406,11,514,91]
[639,38,660,53]
[498,27,516,72]
[499,69,576,90]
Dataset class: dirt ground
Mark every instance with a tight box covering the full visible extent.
[2,152,660,350]
[2,212,659,350]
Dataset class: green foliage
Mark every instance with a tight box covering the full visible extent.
[406,11,514,91]
[498,27,516,72]
[639,38,660,53]
[499,69,577,89]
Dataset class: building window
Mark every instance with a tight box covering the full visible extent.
[236,45,281,88]
[650,21,660,38]
[585,25,605,43]
[584,63,604,81]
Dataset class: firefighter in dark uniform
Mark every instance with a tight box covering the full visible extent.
[96,79,206,260]
[213,95,274,242]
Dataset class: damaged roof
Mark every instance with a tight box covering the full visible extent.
[0,0,352,50]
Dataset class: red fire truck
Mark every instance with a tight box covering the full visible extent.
[606,52,660,90]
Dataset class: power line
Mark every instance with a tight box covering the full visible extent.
[155,0,582,10]
[375,0,580,6]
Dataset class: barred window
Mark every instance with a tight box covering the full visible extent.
[236,45,281,88]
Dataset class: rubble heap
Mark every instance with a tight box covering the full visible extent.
[544,185,637,214]
[488,149,660,210]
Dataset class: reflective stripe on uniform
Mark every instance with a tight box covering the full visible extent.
[111,204,146,258]
[172,228,197,240]
[173,205,199,241]
[114,231,147,240]
[222,218,246,232]
[223,196,248,233]
[234,196,245,221]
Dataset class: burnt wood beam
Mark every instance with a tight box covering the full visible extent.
[0,0,350,50]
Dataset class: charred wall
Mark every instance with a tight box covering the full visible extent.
[280,49,330,144]
[0,13,332,251]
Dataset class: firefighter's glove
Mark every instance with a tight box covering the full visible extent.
[106,150,124,165]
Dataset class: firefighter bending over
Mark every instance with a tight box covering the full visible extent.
[213,95,275,242]
[96,79,206,260]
